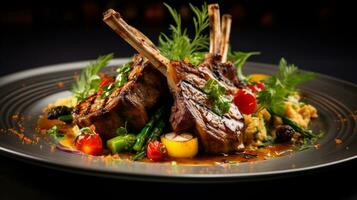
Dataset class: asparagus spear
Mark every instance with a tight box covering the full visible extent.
[107,134,136,154]
[148,120,166,142]
[132,150,146,161]
[269,109,315,138]
[280,116,315,138]
[133,107,164,151]
[132,119,165,161]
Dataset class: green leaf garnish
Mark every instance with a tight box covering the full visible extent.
[115,63,131,88]
[116,121,128,136]
[228,50,260,82]
[297,132,324,151]
[257,58,315,115]
[47,125,64,142]
[158,3,209,65]
[100,63,132,99]
[71,53,113,100]
[203,79,231,115]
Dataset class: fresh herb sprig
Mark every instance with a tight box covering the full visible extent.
[115,63,131,88]
[71,53,113,100]
[158,3,209,65]
[228,50,260,82]
[257,58,315,115]
[203,79,231,115]
[99,63,132,99]
[47,125,64,142]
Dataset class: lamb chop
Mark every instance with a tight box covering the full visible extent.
[73,54,168,140]
[103,5,245,153]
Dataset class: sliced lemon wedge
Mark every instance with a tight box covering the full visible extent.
[161,132,198,158]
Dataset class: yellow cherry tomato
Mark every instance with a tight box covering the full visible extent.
[161,133,198,158]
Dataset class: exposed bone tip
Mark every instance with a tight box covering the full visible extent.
[103,9,121,20]
[208,4,220,9]
[223,14,232,19]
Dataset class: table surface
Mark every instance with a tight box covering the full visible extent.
[0,27,356,199]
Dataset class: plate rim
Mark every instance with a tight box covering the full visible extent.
[0,58,356,182]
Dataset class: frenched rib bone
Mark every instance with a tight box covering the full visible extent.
[208,4,221,55]
[220,14,232,63]
[103,9,169,76]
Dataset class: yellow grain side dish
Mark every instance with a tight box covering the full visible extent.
[244,94,318,148]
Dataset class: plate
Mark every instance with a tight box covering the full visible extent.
[0,58,356,182]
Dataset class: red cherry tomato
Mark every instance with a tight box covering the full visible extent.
[97,76,115,95]
[75,127,103,156]
[248,82,265,93]
[256,82,265,91]
[233,89,257,115]
[146,141,167,162]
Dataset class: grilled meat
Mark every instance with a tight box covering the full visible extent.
[168,60,245,153]
[73,55,168,140]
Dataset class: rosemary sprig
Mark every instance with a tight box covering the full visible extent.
[158,3,209,65]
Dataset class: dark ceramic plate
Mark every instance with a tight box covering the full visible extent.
[0,59,356,182]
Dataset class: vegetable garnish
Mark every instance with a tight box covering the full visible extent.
[269,109,323,148]
[75,126,103,156]
[107,123,136,154]
[115,63,131,87]
[71,53,113,100]
[234,89,257,115]
[257,58,315,115]
[158,3,209,65]
[228,51,260,82]
[132,120,165,161]
[97,75,115,96]
[47,106,74,123]
[107,134,136,154]
[116,123,128,136]
[161,132,198,158]
[133,106,164,151]
[248,82,265,93]
[46,125,64,143]
[99,63,132,99]
[146,140,167,162]
[203,79,231,115]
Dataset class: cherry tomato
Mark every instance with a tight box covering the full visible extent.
[146,141,167,162]
[233,89,257,115]
[75,127,103,156]
[248,82,265,93]
[256,82,265,91]
[97,76,115,95]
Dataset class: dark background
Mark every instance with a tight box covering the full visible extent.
[1,0,356,199]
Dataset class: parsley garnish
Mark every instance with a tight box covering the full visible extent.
[297,132,324,151]
[203,79,231,115]
[47,125,64,142]
[100,63,132,99]
[257,58,315,115]
[158,3,209,65]
[115,63,131,87]
[71,53,113,100]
